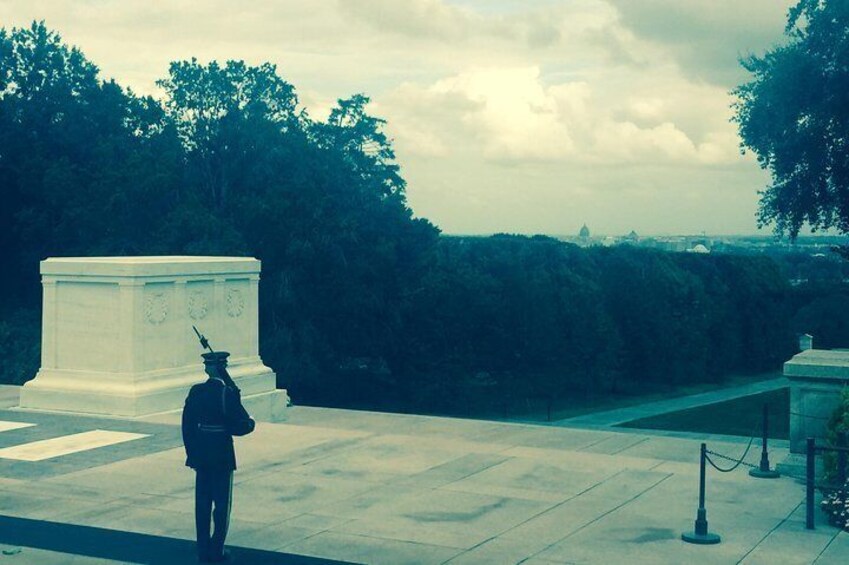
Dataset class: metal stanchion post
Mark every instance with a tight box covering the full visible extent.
[806,437,815,530]
[682,443,721,544]
[750,403,780,478]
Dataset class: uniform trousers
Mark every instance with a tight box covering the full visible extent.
[195,468,233,560]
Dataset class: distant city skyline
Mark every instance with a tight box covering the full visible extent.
[0,0,799,235]
[451,230,841,239]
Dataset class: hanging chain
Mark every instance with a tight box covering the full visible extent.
[704,423,760,473]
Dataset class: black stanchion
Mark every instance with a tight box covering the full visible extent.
[682,443,721,544]
[806,437,815,530]
[749,403,780,479]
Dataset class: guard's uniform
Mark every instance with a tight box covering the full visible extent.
[182,352,255,562]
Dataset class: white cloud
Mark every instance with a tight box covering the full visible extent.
[0,0,789,234]
[380,65,745,166]
[430,67,575,159]
[338,0,487,41]
[627,97,665,121]
[606,0,796,86]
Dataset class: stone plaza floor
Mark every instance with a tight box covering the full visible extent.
[0,400,846,564]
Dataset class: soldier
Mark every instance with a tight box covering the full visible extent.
[182,351,255,563]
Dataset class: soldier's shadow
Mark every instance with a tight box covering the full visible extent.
[0,515,356,564]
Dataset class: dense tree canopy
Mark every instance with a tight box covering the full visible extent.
[0,22,439,392]
[0,22,181,302]
[0,21,830,418]
[734,0,849,238]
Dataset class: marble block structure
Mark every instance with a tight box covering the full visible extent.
[784,348,849,454]
[20,256,288,419]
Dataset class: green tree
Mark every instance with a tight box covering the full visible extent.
[156,57,438,402]
[594,247,712,388]
[157,59,301,211]
[733,0,849,239]
[312,93,406,198]
[0,22,181,304]
[793,292,849,349]
[0,21,804,414]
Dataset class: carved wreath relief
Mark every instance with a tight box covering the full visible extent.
[144,292,169,324]
[225,288,245,318]
[187,291,209,320]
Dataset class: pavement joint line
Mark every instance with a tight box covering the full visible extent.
[295,527,468,553]
[575,435,616,450]
[554,472,673,541]
[495,441,524,454]
[277,524,338,552]
[464,467,635,560]
[433,455,514,489]
[273,515,360,550]
[811,521,846,564]
[517,471,674,564]
[609,436,651,455]
[735,499,805,564]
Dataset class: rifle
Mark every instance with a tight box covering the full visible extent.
[192,326,240,392]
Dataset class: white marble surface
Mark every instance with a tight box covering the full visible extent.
[784,348,849,378]
[20,256,288,418]
[0,420,35,433]
[784,348,849,453]
[0,430,147,461]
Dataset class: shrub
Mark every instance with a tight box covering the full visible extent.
[821,388,849,531]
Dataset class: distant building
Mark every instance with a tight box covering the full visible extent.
[688,243,710,254]
[566,224,594,247]
[619,230,639,245]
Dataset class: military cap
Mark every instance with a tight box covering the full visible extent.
[201,351,230,366]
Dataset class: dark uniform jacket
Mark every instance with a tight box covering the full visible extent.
[182,377,255,471]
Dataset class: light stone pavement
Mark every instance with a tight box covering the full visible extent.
[0,404,846,564]
[558,377,789,427]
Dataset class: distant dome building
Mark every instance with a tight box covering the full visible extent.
[579,224,590,238]
[688,244,710,254]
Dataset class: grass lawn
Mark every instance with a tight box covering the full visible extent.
[618,387,789,439]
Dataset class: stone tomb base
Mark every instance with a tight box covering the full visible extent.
[777,348,849,477]
[19,256,288,420]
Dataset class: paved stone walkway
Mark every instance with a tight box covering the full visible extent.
[560,377,789,427]
[0,409,182,480]
[0,399,844,564]
[0,385,21,409]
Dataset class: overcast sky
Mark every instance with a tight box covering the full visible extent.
[1,0,797,236]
